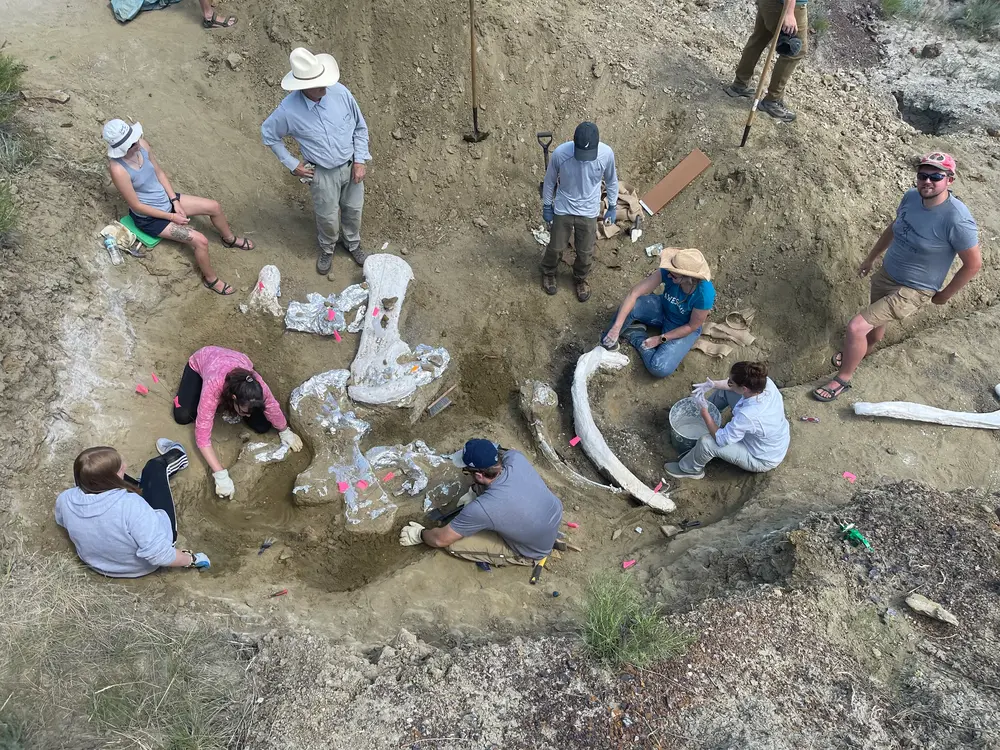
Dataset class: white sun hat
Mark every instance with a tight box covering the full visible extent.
[102,119,144,159]
[281,47,340,91]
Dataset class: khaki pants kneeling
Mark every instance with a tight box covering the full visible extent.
[447,531,535,566]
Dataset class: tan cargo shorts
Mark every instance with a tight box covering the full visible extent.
[446,531,535,566]
[860,267,934,327]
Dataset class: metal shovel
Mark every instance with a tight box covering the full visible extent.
[463,0,490,143]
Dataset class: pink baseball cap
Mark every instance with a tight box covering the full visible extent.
[917,151,956,176]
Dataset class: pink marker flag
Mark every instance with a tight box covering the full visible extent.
[566,522,579,529]
[356,480,369,491]
[843,471,857,484]
[337,481,350,493]
[326,309,335,321]
[135,384,148,395]
[569,436,581,447]
[174,396,181,408]
[622,559,637,570]
[333,330,342,342]
[151,372,159,384]
[653,481,663,493]
[383,472,395,482]
[257,281,265,291]
[372,306,380,317]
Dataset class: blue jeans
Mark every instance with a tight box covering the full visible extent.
[606,295,700,378]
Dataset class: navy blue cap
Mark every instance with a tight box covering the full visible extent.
[461,439,500,470]
[573,122,599,162]
[776,32,802,57]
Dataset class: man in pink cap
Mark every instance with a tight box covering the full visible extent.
[814,152,981,401]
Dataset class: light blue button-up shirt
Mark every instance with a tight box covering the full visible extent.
[261,85,371,172]
[715,378,790,467]
[541,141,618,218]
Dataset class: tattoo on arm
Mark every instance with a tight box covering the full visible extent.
[168,224,193,242]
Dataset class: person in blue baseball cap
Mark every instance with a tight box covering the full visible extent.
[398,439,563,567]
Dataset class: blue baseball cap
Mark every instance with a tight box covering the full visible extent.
[459,439,500,470]
[573,122,599,162]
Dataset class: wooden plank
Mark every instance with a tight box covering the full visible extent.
[639,149,712,216]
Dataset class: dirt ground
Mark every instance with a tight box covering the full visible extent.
[2,0,1000,743]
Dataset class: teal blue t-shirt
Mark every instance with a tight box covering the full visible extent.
[659,270,715,329]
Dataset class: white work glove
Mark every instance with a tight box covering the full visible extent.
[181,550,211,569]
[279,428,303,452]
[456,489,476,508]
[213,469,235,499]
[398,521,426,547]
[693,392,710,411]
[692,378,727,397]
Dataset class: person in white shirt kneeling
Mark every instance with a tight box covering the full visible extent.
[665,361,790,480]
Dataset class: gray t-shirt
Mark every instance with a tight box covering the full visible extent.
[882,188,978,292]
[449,450,563,560]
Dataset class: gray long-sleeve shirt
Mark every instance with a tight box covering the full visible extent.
[261,85,371,172]
[541,141,618,218]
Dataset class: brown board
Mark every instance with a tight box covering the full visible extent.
[639,149,712,216]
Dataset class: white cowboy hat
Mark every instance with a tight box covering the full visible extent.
[281,47,340,91]
[102,119,143,159]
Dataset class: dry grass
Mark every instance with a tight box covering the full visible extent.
[0,539,259,749]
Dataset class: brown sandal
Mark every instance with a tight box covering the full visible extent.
[222,235,254,250]
[202,9,237,28]
[203,276,235,295]
[812,376,851,402]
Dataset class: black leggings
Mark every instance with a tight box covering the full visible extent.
[172,364,272,434]
[124,452,182,541]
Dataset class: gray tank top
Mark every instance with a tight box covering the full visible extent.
[115,147,172,217]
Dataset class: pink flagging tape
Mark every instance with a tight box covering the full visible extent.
[356,480,369,491]
[653,481,663,493]
[372,306,380,317]
[333,330,342,343]
[566,522,579,529]
[622,559,637,570]
[569,436,581,447]
[337,481,350,493]
[383,472,395,482]
[327,309,335,321]
[257,281,264,291]
[151,372,159,384]
[135,384,148,395]
[843,471,857,484]
[174,396,181,408]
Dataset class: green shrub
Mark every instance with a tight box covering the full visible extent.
[881,0,923,17]
[583,572,691,667]
[962,0,1000,33]
[0,54,26,123]
[0,181,14,237]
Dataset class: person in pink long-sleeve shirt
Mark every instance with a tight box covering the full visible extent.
[173,346,303,499]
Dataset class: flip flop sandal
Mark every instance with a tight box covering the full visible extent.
[812,376,851,402]
[831,352,843,369]
[202,11,237,28]
[222,235,254,250]
[203,276,235,295]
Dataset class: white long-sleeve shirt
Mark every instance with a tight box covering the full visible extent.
[715,378,790,466]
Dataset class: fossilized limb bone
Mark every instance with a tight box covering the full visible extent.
[348,254,449,406]
[572,347,675,512]
[284,284,368,335]
[519,380,622,494]
[240,265,283,317]
[854,385,1000,430]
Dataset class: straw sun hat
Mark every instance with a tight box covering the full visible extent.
[659,247,712,281]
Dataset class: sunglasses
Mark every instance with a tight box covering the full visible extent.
[916,172,947,183]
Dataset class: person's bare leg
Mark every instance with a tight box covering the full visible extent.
[177,194,253,249]
[834,323,886,367]
[817,314,873,398]
[158,222,230,293]
[198,0,236,26]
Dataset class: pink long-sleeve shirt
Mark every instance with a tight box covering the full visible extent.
[188,346,288,448]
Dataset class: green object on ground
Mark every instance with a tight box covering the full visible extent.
[840,523,872,550]
[119,215,161,248]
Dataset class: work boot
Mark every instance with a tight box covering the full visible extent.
[347,245,368,267]
[541,272,557,295]
[724,81,753,98]
[574,279,591,302]
[759,99,796,122]
[316,252,333,275]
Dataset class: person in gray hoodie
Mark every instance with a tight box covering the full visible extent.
[55,440,211,577]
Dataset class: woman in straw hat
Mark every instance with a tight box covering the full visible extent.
[103,119,253,296]
[601,247,715,378]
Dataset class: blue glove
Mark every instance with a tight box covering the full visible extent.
[191,552,211,569]
[604,206,617,224]
[542,205,554,224]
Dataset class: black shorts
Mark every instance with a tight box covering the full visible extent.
[129,208,171,237]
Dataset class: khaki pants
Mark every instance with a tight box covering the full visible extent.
[734,0,808,102]
[542,213,597,281]
[310,162,364,257]
[860,267,934,326]
[446,531,535,566]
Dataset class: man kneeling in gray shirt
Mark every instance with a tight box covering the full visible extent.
[398,439,563,566]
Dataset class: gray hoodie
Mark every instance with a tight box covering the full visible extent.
[55,486,175,577]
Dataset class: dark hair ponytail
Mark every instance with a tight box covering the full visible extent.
[729,361,768,393]
[222,368,265,414]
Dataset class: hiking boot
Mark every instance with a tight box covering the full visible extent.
[347,245,368,267]
[759,99,796,122]
[663,461,705,480]
[541,273,557,295]
[316,252,333,275]
[724,81,753,98]
[575,279,591,302]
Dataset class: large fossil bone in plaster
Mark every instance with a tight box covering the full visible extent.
[239,265,283,317]
[348,254,449,406]
[519,380,622,494]
[854,384,1000,429]
[284,283,369,336]
[572,347,675,512]
[288,369,460,533]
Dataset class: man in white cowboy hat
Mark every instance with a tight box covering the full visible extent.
[600,247,716,378]
[261,48,371,276]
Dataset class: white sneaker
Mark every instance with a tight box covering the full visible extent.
[663,461,705,480]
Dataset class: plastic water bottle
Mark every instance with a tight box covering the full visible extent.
[103,236,124,266]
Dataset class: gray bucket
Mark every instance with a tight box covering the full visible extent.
[668,397,722,454]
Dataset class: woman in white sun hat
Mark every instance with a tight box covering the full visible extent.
[103,119,253,296]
